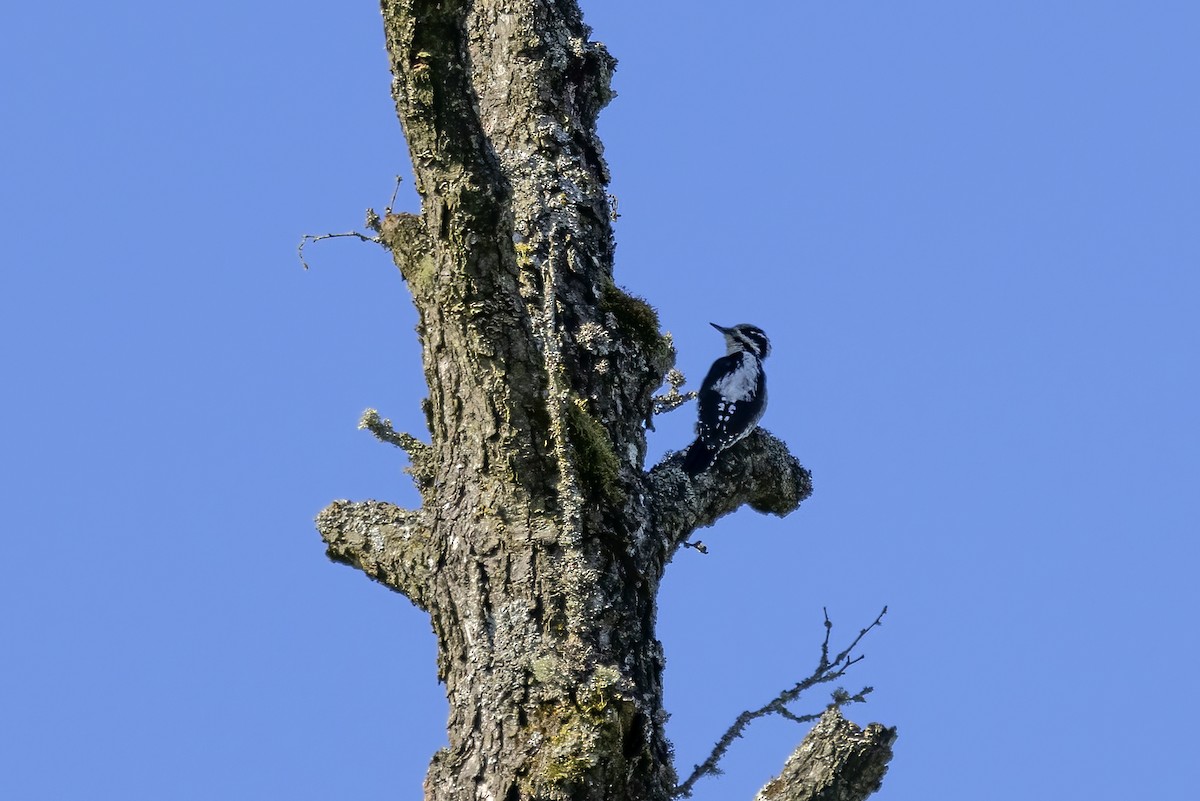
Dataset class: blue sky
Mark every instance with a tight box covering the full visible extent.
[3,2,1198,799]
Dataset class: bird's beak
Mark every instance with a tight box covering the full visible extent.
[710,322,730,334]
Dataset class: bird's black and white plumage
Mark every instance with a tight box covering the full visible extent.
[683,322,770,475]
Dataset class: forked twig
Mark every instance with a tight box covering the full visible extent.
[298,178,403,269]
[673,606,888,798]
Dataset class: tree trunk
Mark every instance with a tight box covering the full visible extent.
[315,2,889,800]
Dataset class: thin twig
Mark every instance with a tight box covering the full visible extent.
[827,606,888,673]
[817,606,834,672]
[300,178,406,268]
[385,175,403,214]
[297,230,381,270]
[672,606,888,798]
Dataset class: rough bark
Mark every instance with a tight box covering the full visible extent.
[754,709,897,801]
[314,2,892,800]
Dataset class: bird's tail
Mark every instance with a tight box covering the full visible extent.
[682,439,716,475]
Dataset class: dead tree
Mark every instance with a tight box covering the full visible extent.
[314,2,896,799]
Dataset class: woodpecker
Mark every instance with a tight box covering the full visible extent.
[683,322,770,475]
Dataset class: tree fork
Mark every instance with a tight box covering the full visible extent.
[315,2,892,800]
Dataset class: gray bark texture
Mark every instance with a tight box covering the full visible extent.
[754,709,897,801]
[314,2,893,800]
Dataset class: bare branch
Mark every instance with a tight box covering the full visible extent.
[300,176,404,267]
[821,607,887,674]
[384,175,403,215]
[315,500,435,609]
[754,707,896,801]
[673,609,888,798]
[297,230,382,270]
[647,428,813,556]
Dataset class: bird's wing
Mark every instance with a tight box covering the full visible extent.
[695,353,766,449]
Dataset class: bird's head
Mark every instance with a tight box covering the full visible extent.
[711,322,770,359]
